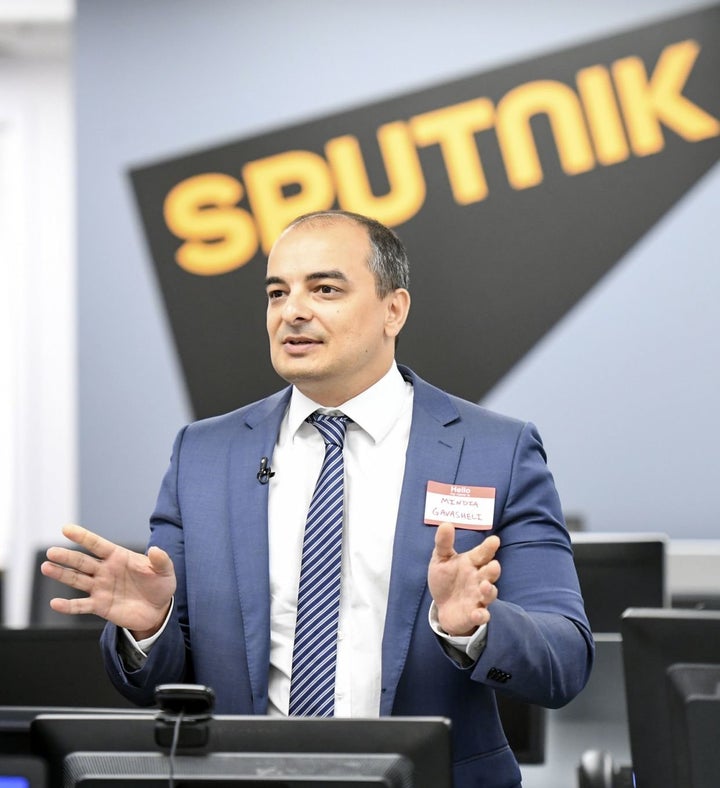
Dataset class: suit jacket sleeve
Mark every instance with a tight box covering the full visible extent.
[463,420,594,707]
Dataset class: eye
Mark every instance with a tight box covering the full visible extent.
[315,284,340,295]
[266,289,286,300]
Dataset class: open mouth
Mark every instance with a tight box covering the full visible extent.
[283,337,320,346]
[281,336,322,353]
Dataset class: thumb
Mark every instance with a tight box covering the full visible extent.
[433,522,457,561]
[147,545,175,575]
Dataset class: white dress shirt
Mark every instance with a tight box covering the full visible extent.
[267,363,413,717]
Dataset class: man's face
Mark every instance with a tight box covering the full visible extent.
[265,219,409,406]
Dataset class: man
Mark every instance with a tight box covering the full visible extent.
[43,210,593,788]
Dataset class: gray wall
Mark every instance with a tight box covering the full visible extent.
[77,0,719,544]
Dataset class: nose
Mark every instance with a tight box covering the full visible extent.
[281,291,312,324]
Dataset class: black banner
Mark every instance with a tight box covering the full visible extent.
[130,5,720,419]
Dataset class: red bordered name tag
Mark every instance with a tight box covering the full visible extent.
[424,481,496,531]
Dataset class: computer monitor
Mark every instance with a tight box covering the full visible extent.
[620,607,720,788]
[31,713,453,788]
[0,627,134,708]
[571,533,667,634]
[0,756,47,788]
[667,663,720,788]
[495,695,545,764]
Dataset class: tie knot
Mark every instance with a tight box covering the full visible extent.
[308,412,348,447]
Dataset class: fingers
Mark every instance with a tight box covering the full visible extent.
[433,523,501,569]
[147,546,174,576]
[467,534,501,569]
[45,545,101,575]
[49,595,97,616]
[41,559,95,593]
[469,603,494,629]
[433,522,457,560]
[60,523,119,560]
[477,576,499,606]
[43,524,132,604]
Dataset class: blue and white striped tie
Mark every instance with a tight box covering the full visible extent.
[289,412,349,717]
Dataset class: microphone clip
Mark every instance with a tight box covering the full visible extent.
[257,457,275,485]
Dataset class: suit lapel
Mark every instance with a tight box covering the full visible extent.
[223,372,462,714]
[380,370,463,713]
[227,388,290,713]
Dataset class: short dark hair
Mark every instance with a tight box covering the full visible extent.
[283,210,410,297]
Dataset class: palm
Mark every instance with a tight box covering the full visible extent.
[428,550,482,630]
[42,524,176,634]
[88,545,176,631]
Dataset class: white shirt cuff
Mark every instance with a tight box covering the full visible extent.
[429,601,488,663]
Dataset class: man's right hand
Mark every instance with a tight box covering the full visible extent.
[41,523,176,640]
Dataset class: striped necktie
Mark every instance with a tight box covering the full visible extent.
[288,412,349,717]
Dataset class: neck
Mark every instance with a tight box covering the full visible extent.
[295,362,395,408]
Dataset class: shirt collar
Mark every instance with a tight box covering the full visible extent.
[287,362,412,444]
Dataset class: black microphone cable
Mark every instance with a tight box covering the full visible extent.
[167,708,184,788]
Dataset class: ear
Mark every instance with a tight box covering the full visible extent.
[384,288,411,339]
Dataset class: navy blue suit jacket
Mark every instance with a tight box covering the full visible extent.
[101,366,594,788]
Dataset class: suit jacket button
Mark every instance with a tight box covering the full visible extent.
[487,667,512,683]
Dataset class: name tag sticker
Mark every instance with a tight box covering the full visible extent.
[424,481,496,530]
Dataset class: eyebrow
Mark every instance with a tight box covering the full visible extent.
[264,270,349,287]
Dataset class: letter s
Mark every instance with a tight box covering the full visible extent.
[163,173,259,275]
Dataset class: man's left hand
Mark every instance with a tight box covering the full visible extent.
[428,523,501,636]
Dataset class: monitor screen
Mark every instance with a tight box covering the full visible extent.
[31,713,452,788]
[620,607,720,788]
[571,533,667,633]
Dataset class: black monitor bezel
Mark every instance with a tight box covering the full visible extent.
[571,533,668,634]
[667,662,720,788]
[620,607,720,788]
[31,712,453,788]
[0,627,134,709]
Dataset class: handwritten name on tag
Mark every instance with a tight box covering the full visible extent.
[424,481,495,531]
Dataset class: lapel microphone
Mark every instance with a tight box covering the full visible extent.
[257,456,275,484]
